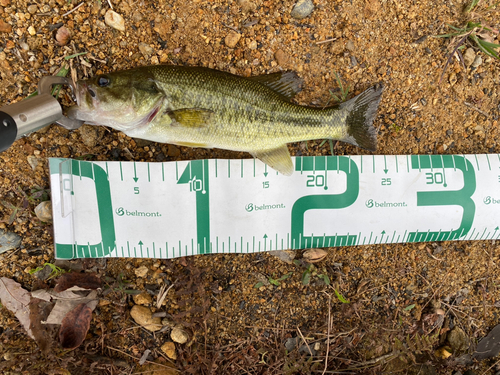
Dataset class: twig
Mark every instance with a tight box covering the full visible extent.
[107,347,179,371]
[157,282,175,309]
[425,246,442,261]
[62,2,84,17]
[346,350,400,369]
[322,295,332,375]
[464,101,489,118]
[88,55,107,64]
[316,38,337,45]
[222,23,240,33]
[107,0,114,10]
[438,29,474,84]
[297,326,314,357]
[480,357,500,375]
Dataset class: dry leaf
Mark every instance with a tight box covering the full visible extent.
[0,277,34,339]
[54,272,102,292]
[43,291,98,325]
[31,286,98,325]
[29,298,57,354]
[59,303,93,349]
[302,249,328,263]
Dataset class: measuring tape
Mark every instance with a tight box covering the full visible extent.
[49,154,500,259]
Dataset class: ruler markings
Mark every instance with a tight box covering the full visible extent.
[51,155,500,259]
[175,162,178,180]
[406,155,409,173]
[215,159,218,178]
[228,160,230,178]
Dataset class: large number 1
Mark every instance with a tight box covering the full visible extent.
[177,160,211,254]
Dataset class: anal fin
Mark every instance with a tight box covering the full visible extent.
[251,145,294,176]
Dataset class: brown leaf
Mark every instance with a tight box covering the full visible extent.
[29,298,57,355]
[0,277,34,339]
[54,272,102,292]
[59,303,93,350]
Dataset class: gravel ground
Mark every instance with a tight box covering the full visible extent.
[0,0,500,374]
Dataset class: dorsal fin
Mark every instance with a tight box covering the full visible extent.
[248,71,303,101]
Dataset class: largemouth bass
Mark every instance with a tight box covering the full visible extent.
[68,65,383,175]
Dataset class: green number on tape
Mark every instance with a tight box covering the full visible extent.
[408,155,476,241]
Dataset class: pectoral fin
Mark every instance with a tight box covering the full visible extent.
[252,145,294,176]
[168,108,214,128]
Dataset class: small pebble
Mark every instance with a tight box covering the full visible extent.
[238,0,256,13]
[247,39,257,50]
[0,229,22,254]
[346,40,355,51]
[167,144,180,157]
[471,55,482,68]
[291,0,314,19]
[463,48,475,67]
[78,125,99,147]
[138,42,154,58]
[274,50,289,66]
[105,10,125,32]
[132,11,143,23]
[171,325,189,344]
[160,342,177,360]
[27,4,38,14]
[269,250,295,264]
[35,201,52,222]
[0,20,11,33]
[27,155,38,170]
[225,31,241,48]
[285,337,298,351]
[448,72,457,86]
[28,26,36,36]
[130,305,162,332]
[303,248,328,263]
[55,26,71,46]
[132,292,152,305]
[135,265,149,278]
[0,0,11,6]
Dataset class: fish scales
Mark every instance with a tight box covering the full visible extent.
[149,66,338,148]
[68,65,384,175]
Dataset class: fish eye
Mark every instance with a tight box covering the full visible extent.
[88,88,96,98]
[98,76,110,87]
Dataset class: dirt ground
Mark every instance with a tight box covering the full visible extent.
[1,0,500,374]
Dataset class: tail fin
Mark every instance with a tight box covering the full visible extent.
[340,83,384,152]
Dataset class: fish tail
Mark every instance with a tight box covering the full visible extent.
[339,83,384,152]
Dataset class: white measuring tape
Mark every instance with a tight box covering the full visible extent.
[49,154,499,259]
